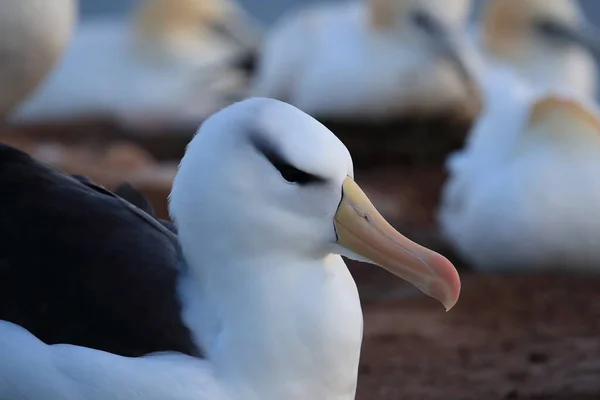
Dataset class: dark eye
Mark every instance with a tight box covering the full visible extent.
[411,10,440,36]
[270,158,322,185]
[534,19,569,42]
[251,133,325,185]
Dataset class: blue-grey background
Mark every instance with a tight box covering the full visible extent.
[80,0,600,26]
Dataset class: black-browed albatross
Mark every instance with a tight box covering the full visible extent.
[0,97,461,400]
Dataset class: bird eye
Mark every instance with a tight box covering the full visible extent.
[411,10,441,36]
[270,158,323,185]
[251,134,325,185]
[533,19,569,42]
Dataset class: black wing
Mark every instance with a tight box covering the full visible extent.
[0,143,199,357]
[113,182,157,217]
[113,182,177,234]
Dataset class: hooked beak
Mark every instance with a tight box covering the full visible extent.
[334,177,461,311]
[535,19,600,59]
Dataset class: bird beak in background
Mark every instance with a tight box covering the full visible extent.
[535,19,600,59]
[334,177,461,311]
[411,11,477,99]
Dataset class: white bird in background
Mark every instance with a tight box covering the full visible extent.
[0,0,75,121]
[251,0,482,119]
[12,0,263,130]
[438,90,600,272]
[0,98,461,400]
[441,66,538,202]
[472,0,600,99]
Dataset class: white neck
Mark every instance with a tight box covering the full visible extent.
[177,243,363,400]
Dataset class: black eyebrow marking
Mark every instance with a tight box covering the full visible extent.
[250,133,326,185]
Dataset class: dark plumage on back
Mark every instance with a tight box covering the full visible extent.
[114,182,157,216]
[0,143,199,357]
[114,182,177,234]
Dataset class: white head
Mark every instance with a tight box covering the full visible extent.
[133,0,260,61]
[481,0,600,66]
[0,0,76,118]
[170,98,460,309]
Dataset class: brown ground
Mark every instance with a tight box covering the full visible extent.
[355,272,600,400]
[2,122,600,400]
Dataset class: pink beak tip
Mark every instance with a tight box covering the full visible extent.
[429,252,461,311]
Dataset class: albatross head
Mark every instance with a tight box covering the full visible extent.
[170,98,460,310]
[481,0,600,66]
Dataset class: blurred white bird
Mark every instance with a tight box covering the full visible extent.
[443,67,538,197]
[439,88,600,272]
[0,0,75,120]
[251,0,482,118]
[12,0,263,130]
[472,0,600,98]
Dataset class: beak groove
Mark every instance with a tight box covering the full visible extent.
[334,177,461,311]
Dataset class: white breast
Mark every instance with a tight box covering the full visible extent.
[447,145,600,271]
[439,68,600,271]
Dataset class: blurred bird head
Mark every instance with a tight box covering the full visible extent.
[368,0,479,112]
[369,0,471,33]
[481,0,600,65]
[0,0,76,119]
[518,95,600,152]
[134,0,261,60]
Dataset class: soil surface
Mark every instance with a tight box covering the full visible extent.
[2,125,600,400]
[355,272,600,400]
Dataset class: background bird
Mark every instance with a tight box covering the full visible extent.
[12,0,263,130]
[439,91,600,271]
[251,0,482,119]
[472,0,600,98]
[0,0,76,121]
